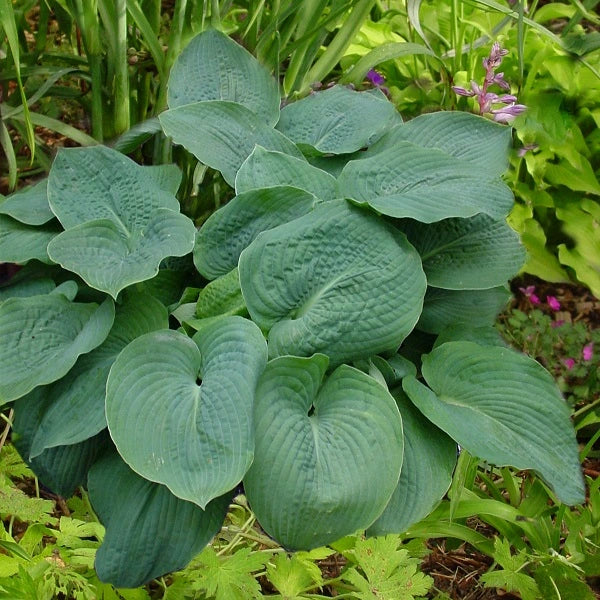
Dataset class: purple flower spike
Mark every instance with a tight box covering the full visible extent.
[492,103,527,123]
[366,69,385,86]
[547,295,561,311]
[452,86,475,97]
[518,143,539,157]
[492,72,511,90]
[499,94,518,104]
[563,358,576,370]
[583,343,594,361]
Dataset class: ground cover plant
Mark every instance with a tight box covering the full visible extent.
[0,27,587,595]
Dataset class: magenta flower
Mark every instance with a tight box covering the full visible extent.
[563,358,575,370]
[519,285,540,305]
[366,69,385,87]
[547,296,561,311]
[583,343,594,361]
[550,319,565,328]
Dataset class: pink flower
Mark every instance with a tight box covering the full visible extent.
[550,319,565,328]
[547,296,561,311]
[563,358,575,370]
[519,285,540,305]
[583,343,594,361]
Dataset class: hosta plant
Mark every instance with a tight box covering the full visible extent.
[0,29,584,588]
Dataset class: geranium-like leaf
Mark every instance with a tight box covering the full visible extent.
[418,286,510,334]
[338,142,513,223]
[167,29,280,125]
[235,146,340,201]
[276,85,401,154]
[89,449,231,588]
[403,341,585,505]
[159,101,303,186]
[26,292,168,457]
[239,199,426,365]
[398,214,525,289]
[244,354,403,550]
[47,211,196,298]
[0,179,54,225]
[106,317,267,507]
[0,295,114,404]
[367,388,456,536]
[12,394,109,497]
[0,215,60,264]
[194,186,317,280]
[367,111,512,178]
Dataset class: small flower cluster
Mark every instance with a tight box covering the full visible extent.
[519,284,595,369]
[453,42,526,123]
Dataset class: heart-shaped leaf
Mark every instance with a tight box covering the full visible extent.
[0,295,114,404]
[276,85,401,154]
[338,142,514,222]
[367,111,512,178]
[0,215,60,264]
[0,278,56,302]
[367,388,457,536]
[167,29,280,125]
[235,146,340,201]
[403,341,585,505]
[194,186,317,279]
[143,163,183,195]
[196,268,247,319]
[89,449,231,588]
[12,394,109,497]
[47,146,181,230]
[106,317,267,507]
[418,286,510,334]
[160,101,303,186]
[47,210,196,298]
[26,291,168,457]
[0,179,54,225]
[398,214,525,289]
[244,354,404,550]
[239,199,426,365]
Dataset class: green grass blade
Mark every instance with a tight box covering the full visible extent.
[407,0,432,49]
[340,42,438,85]
[126,0,166,76]
[12,111,98,147]
[0,0,36,161]
[0,119,18,190]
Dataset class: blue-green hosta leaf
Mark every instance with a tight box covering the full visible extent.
[239,199,426,365]
[167,29,280,125]
[434,325,509,348]
[47,146,181,230]
[367,388,457,536]
[398,214,525,289]
[194,186,317,280]
[338,142,514,223]
[418,286,510,334]
[12,394,109,497]
[159,101,303,187]
[0,278,56,302]
[244,354,404,550]
[47,211,196,298]
[235,146,340,201]
[26,292,168,457]
[276,85,401,155]
[403,341,585,505]
[0,215,60,264]
[106,317,267,508]
[367,112,512,178]
[0,295,114,404]
[89,449,231,588]
[0,179,54,225]
[143,163,182,195]
[196,268,247,319]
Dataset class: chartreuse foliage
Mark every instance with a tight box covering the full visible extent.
[0,28,584,588]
